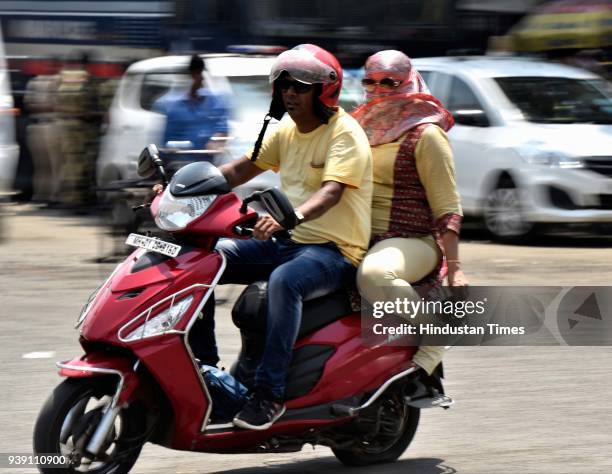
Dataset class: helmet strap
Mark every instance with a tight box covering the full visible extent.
[250,114,272,162]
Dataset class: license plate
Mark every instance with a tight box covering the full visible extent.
[126,233,181,258]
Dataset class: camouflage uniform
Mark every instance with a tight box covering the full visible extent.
[25,74,62,202]
[56,67,99,207]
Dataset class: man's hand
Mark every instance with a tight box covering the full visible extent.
[144,183,165,205]
[253,215,284,240]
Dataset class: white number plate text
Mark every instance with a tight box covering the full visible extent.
[125,233,181,258]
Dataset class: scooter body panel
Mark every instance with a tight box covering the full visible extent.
[80,250,223,343]
[57,353,140,406]
[288,316,417,408]
[133,337,210,451]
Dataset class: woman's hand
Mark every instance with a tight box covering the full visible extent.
[448,266,469,287]
[253,215,284,240]
[447,262,469,300]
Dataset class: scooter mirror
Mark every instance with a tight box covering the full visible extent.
[258,187,298,230]
[137,144,161,179]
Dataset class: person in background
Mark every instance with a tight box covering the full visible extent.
[352,50,469,375]
[25,73,62,204]
[153,54,228,151]
[56,52,99,209]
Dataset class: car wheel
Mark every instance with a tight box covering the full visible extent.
[483,179,535,243]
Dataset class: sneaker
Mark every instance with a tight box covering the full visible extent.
[233,393,286,431]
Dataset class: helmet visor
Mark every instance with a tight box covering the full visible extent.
[269,48,338,85]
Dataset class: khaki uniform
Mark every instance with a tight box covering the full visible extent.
[56,68,99,207]
[25,74,62,202]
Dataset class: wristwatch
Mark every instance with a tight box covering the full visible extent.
[294,209,305,226]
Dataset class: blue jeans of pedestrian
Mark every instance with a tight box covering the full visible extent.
[200,237,355,400]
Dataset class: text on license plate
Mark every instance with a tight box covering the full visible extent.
[125,233,181,258]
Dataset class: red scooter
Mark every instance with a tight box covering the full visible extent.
[34,145,452,473]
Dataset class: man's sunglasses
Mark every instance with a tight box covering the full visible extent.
[361,77,401,91]
[276,78,314,94]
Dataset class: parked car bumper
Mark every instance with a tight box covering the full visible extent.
[521,167,612,223]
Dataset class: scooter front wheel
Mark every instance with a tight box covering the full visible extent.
[33,377,147,474]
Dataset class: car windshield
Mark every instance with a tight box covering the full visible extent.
[495,77,612,124]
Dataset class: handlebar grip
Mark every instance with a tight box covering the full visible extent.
[233,226,292,240]
[272,230,292,240]
[233,226,254,237]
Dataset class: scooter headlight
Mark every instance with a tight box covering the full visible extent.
[155,191,217,231]
[123,295,194,342]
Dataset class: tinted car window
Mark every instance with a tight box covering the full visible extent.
[495,77,612,124]
[447,76,483,111]
[140,73,190,111]
[419,70,432,85]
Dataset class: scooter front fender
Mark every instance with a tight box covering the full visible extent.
[57,352,140,406]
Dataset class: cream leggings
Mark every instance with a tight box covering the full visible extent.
[357,236,446,375]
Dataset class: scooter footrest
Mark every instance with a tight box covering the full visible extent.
[405,394,455,409]
[331,404,356,417]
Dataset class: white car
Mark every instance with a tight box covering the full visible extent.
[0,25,19,193]
[96,53,281,198]
[411,56,612,241]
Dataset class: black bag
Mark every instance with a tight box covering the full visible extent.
[201,365,249,422]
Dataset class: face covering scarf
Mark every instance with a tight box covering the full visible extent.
[352,50,454,146]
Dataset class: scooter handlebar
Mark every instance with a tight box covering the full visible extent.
[233,226,292,240]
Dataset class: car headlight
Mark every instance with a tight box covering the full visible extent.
[155,191,217,231]
[518,147,584,169]
[123,295,194,341]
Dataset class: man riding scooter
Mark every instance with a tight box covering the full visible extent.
[199,44,373,430]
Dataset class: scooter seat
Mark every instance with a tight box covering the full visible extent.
[231,281,353,338]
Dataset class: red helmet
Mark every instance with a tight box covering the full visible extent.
[251,45,343,162]
[269,44,343,110]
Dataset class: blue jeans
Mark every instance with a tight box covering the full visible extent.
[200,237,355,400]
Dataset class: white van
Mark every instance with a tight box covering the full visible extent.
[0,25,19,193]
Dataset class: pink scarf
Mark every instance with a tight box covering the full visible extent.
[352,50,454,146]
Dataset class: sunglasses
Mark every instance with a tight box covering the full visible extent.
[276,78,314,94]
[361,77,401,91]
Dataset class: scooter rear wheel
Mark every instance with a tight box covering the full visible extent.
[332,393,420,466]
[33,377,147,474]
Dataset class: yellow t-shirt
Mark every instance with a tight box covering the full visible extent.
[371,125,462,235]
[246,108,373,266]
